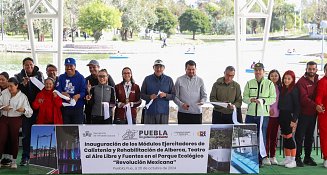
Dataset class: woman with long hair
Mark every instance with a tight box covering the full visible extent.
[263,69,282,165]
[114,67,141,124]
[32,77,63,124]
[0,77,33,169]
[278,70,300,168]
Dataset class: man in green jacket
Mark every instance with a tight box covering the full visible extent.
[243,63,276,167]
[210,66,242,124]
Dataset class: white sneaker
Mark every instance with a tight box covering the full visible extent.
[285,160,297,168]
[324,160,327,168]
[279,158,291,166]
[262,157,271,165]
[10,163,17,169]
[270,157,278,165]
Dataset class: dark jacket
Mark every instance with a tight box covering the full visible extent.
[296,74,318,116]
[278,87,300,121]
[15,66,44,104]
[141,74,175,115]
[84,74,115,121]
[210,77,242,114]
[89,84,116,117]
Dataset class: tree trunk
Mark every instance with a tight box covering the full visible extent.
[124,29,128,40]
[37,29,40,41]
[130,30,133,38]
[192,31,195,40]
[71,28,75,42]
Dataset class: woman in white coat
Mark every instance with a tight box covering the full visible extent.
[0,77,33,169]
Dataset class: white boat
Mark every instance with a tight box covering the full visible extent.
[109,54,128,59]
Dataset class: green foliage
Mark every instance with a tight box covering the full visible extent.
[4,0,27,34]
[154,7,178,37]
[109,0,157,41]
[78,1,122,42]
[271,1,295,32]
[178,9,210,39]
[213,16,234,35]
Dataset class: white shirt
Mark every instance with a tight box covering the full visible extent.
[0,89,33,117]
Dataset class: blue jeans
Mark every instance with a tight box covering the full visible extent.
[245,115,269,159]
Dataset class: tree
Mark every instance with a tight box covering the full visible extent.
[213,16,234,35]
[4,0,26,35]
[179,9,210,40]
[110,0,157,41]
[271,1,295,33]
[65,0,90,42]
[78,1,122,42]
[154,7,177,38]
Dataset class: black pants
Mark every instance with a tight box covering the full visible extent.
[212,109,242,124]
[91,116,112,124]
[279,110,293,135]
[22,113,37,160]
[177,112,202,124]
[295,115,317,158]
[63,107,84,124]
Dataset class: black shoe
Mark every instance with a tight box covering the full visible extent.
[303,157,317,166]
[19,159,29,166]
[296,157,304,167]
[1,158,12,166]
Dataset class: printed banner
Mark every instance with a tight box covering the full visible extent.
[29,124,259,174]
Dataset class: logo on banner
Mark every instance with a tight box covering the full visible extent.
[122,129,138,140]
[139,130,168,139]
[197,131,206,137]
[173,131,192,137]
[83,131,92,137]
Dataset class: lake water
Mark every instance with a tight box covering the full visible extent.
[0,39,325,97]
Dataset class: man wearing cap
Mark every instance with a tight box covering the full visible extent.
[243,62,276,167]
[56,57,86,124]
[15,57,44,166]
[84,60,115,124]
[141,59,175,124]
[174,60,207,124]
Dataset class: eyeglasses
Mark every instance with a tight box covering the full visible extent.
[98,75,107,78]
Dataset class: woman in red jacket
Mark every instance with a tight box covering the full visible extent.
[114,67,141,124]
[316,63,327,168]
[33,77,63,124]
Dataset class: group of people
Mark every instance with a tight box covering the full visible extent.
[0,57,327,170]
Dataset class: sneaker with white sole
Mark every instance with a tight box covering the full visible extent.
[10,163,17,169]
[270,157,278,165]
[279,158,291,166]
[285,160,297,168]
[262,157,271,165]
[324,160,327,168]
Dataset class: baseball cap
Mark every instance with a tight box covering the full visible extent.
[64,57,76,66]
[86,60,99,66]
[253,62,264,69]
[153,59,164,67]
